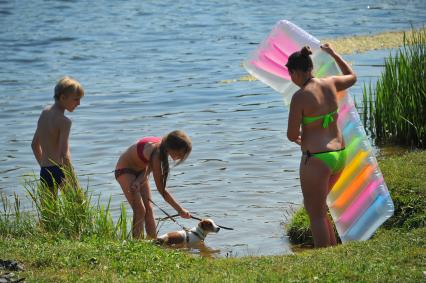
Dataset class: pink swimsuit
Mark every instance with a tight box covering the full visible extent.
[114,136,161,179]
[136,136,162,163]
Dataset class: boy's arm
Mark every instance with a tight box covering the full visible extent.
[31,125,42,165]
[58,118,72,167]
[59,118,81,188]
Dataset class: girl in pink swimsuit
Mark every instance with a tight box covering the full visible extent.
[115,130,192,239]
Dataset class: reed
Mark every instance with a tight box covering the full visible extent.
[362,27,426,148]
[0,192,34,236]
[0,167,131,240]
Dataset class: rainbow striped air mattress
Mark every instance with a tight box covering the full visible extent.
[243,20,394,242]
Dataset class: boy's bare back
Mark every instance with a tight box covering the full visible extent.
[34,105,72,167]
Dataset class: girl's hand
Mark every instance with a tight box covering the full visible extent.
[320,43,336,56]
[130,181,140,193]
[179,208,191,219]
[295,136,302,145]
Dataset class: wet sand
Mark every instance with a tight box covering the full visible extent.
[325,28,426,55]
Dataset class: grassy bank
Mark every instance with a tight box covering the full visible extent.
[1,228,424,282]
[1,172,130,241]
[1,152,425,282]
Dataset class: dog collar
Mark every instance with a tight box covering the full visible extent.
[193,227,206,241]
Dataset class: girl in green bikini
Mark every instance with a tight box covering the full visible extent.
[286,43,357,248]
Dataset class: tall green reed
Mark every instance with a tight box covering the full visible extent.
[0,192,34,236]
[1,166,131,240]
[362,27,426,148]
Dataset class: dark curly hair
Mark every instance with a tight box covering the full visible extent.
[285,46,313,72]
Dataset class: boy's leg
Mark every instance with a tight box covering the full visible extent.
[116,174,146,239]
[140,180,157,239]
[300,156,334,248]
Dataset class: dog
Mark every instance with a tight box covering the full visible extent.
[155,219,220,246]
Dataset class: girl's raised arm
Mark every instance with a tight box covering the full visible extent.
[321,43,357,91]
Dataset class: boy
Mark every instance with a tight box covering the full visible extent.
[31,76,84,192]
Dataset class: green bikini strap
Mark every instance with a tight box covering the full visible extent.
[322,109,338,128]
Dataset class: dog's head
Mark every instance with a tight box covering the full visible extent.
[198,219,220,234]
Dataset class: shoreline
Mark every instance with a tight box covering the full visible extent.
[1,150,424,282]
[323,28,425,55]
[224,27,425,83]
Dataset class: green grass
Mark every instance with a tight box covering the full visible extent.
[1,228,424,282]
[286,207,314,246]
[379,151,426,229]
[1,170,130,240]
[1,153,425,282]
[0,192,34,237]
[362,27,426,148]
[286,150,426,245]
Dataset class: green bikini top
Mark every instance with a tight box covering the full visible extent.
[302,109,338,128]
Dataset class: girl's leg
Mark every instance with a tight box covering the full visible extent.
[300,156,334,248]
[326,217,337,245]
[140,180,157,239]
[116,174,146,239]
[327,173,342,245]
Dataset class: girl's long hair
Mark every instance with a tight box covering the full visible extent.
[158,130,192,189]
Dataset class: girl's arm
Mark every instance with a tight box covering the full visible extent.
[151,154,191,218]
[287,92,303,145]
[321,43,357,91]
[130,170,149,194]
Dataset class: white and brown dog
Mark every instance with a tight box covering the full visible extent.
[155,219,220,246]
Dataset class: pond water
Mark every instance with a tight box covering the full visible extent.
[1,0,425,257]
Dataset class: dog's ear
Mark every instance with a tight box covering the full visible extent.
[200,219,213,230]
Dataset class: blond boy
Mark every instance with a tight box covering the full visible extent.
[31,76,84,191]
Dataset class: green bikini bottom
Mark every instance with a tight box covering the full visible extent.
[303,147,347,174]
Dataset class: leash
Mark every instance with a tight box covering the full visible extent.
[159,213,234,230]
[149,199,189,234]
[190,215,234,230]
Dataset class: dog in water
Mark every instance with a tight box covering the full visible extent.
[155,219,220,245]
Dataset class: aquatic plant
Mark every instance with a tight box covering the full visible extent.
[0,192,34,237]
[286,207,313,246]
[0,167,131,240]
[362,27,426,148]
